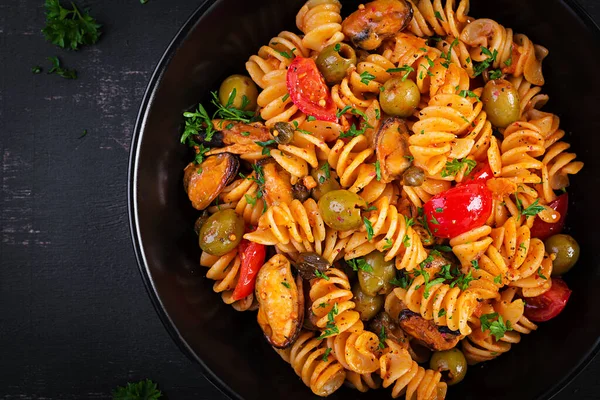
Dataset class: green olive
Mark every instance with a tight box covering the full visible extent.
[402,166,425,187]
[218,74,258,111]
[430,348,468,386]
[316,43,357,85]
[318,190,366,231]
[198,209,244,256]
[481,79,520,128]
[379,77,420,117]
[271,122,295,145]
[311,162,341,201]
[545,234,580,276]
[358,251,396,296]
[352,283,384,321]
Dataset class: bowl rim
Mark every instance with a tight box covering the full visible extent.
[127,1,600,399]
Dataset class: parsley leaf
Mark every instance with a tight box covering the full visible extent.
[441,158,477,178]
[364,218,374,240]
[473,47,498,77]
[383,237,394,250]
[471,259,480,270]
[434,11,444,21]
[255,139,277,156]
[211,90,257,123]
[386,65,414,81]
[378,326,387,349]
[315,269,330,281]
[450,271,476,290]
[31,66,42,74]
[334,43,341,52]
[521,199,545,218]
[494,274,503,284]
[374,160,381,181]
[480,313,513,341]
[322,347,332,361]
[348,258,373,273]
[537,267,547,280]
[47,56,77,79]
[42,0,102,51]
[318,304,340,339]
[113,379,163,400]
[277,48,296,59]
[281,281,291,289]
[438,308,446,317]
[489,69,503,80]
[390,271,413,289]
[360,71,376,85]
[458,90,480,101]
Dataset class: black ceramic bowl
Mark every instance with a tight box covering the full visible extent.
[129,1,600,399]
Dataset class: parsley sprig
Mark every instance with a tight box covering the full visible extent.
[441,158,477,178]
[47,56,77,79]
[318,303,340,339]
[473,47,498,77]
[113,379,163,400]
[42,0,102,50]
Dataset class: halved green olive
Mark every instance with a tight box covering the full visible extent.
[430,348,467,386]
[218,74,258,110]
[198,209,244,256]
[311,162,341,201]
[545,234,580,276]
[316,43,357,85]
[379,77,420,117]
[358,251,396,296]
[352,283,384,321]
[402,166,425,187]
[271,122,295,145]
[318,190,367,231]
[481,79,520,128]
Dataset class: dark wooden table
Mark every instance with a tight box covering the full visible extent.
[1,0,599,398]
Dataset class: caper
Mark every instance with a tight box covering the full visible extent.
[379,77,420,117]
[402,166,425,187]
[292,182,311,202]
[316,43,357,85]
[318,190,366,231]
[271,122,295,145]
[352,283,384,321]
[545,234,580,276]
[311,162,341,201]
[198,209,244,256]
[295,252,330,280]
[218,74,258,111]
[358,251,396,296]
[481,79,520,128]
[430,348,468,386]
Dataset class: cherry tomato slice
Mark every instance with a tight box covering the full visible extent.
[458,162,493,186]
[231,239,266,301]
[286,57,337,122]
[524,278,572,322]
[530,193,568,241]
[423,183,493,238]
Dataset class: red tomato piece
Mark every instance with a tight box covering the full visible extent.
[286,57,337,122]
[530,193,568,241]
[231,239,266,301]
[524,278,572,322]
[458,162,493,186]
[423,183,493,238]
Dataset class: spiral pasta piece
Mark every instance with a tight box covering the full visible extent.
[328,135,376,192]
[208,176,264,226]
[284,330,347,396]
[462,290,537,364]
[246,31,308,89]
[410,93,483,175]
[326,329,381,374]
[310,268,363,337]
[460,19,548,85]
[272,130,331,184]
[257,70,306,128]
[345,371,381,392]
[200,250,254,311]
[332,54,395,110]
[296,0,344,52]
[244,198,326,249]
[380,340,447,399]
[393,276,479,336]
[407,0,471,38]
[345,196,428,270]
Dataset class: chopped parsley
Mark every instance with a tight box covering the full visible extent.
[441,158,477,178]
[537,267,548,280]
[489,69,503,80]
[434,11,444,21]
[348,257,373,273]
[378,326,387,349]
[480,312,513,341]
[386,65,414,81]
[315,269,330,281]
[47,56,77,79]
[438,308,447,317]
[282,93,290,102]
[277,48,296,59]
[31,66,42,74]
[359,71,376,85]
[364,218,374,240]
[383,238,394,250]
[255,139,277,156]
[318,303,340,339]
[374,160,381,181]
[471,259,480,270]
[390,271,413,289]
[334,43,341,52]
[402,234,411,248]
[245,194,257,206]
[473,46,498,77]
[458,90,480,101]
[281,281,291,289]
[322,347,332,361]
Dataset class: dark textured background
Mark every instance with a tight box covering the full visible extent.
[1,0,599,399]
